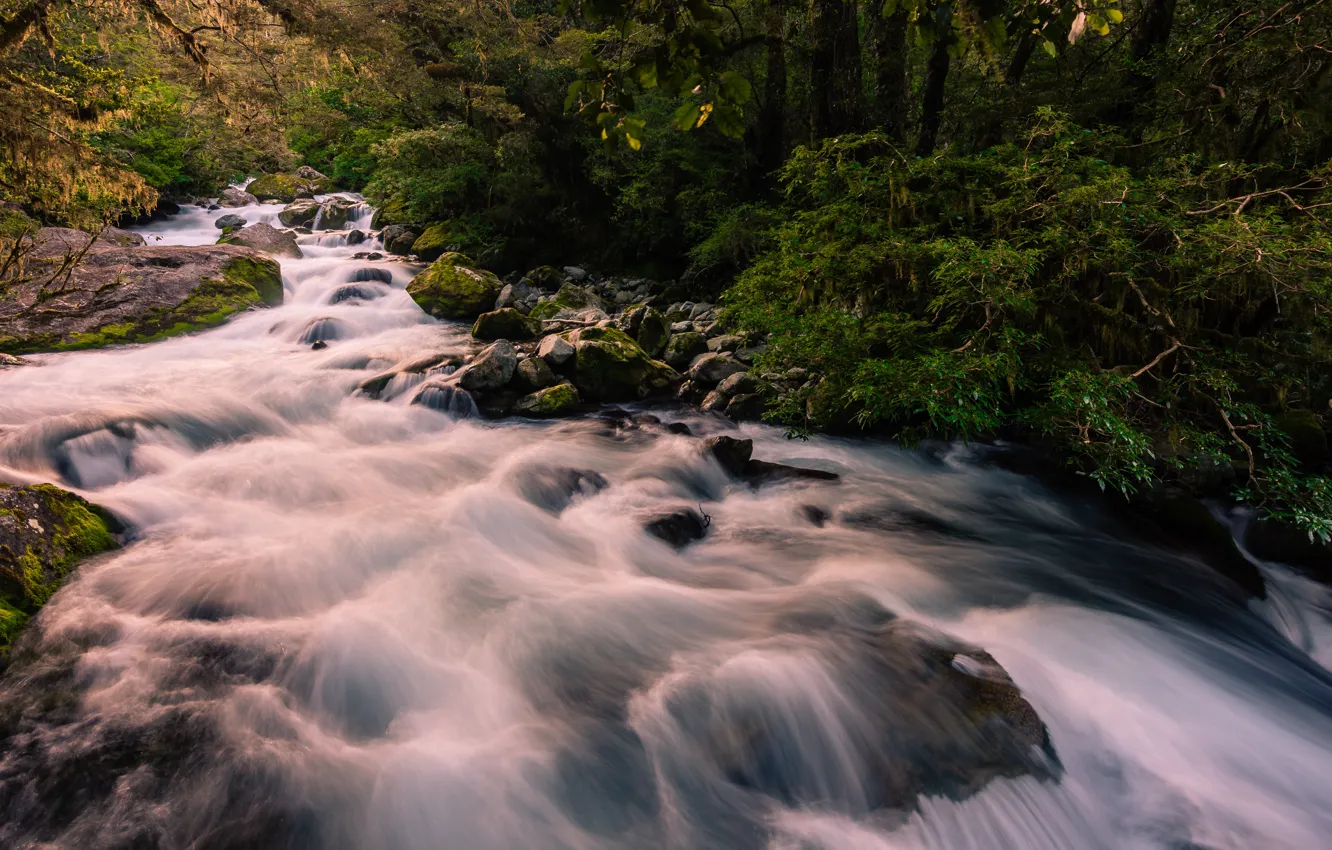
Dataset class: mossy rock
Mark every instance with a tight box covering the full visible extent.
[247,173,328,203]
[514,383,580,417]
[0,245,283,354]
[411,223,456,262]
[664,331,708,368]
[528,283,606,321]
[370,195,412,229]
[571,326,681,402]
[406,258,503,320]
[0,483,119,659]
[636,307,670,358]
[525,265,563,289]
[472,308,541,340]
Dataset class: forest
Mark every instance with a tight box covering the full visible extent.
[3,0,1332,535]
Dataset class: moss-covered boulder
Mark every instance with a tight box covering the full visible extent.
[0,233,283,354]
[636,307,670,358]
[411,223,457,262]
[0,483,118,659]
[569,326,681,402]
[514,383,580,417]
[406,257,502,320]
[472,308,541,340]
[247,173,327,203]
[528,283,606,321]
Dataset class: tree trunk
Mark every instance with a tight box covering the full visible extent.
[809,0,863,140]
[916,2,954,157]
[866,7,909,141]
[1132,0,1179,63]
[757,12,789,179]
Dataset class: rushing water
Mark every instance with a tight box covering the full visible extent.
[2,195,1332,850]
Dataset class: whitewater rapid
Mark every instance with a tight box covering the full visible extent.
[1,195,1331,850]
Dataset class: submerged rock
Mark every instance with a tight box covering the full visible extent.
[514,465,608,513]
[704,436,753,477]
[0,483,119,660]
[0,235,283,354]
[406,255,503,320]
[218,223,302,259]
[644,508,709,548]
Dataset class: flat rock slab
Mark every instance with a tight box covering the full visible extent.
[1,233,282,354]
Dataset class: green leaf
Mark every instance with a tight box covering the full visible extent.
[672,102,701,131]
[563,81,584,112]
[1041,39,1057,58]
[1106,9,1124,24]
[1086,13,1109,36]
[719,71,752,104]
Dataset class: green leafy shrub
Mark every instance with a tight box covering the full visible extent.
[726,111,1332,534]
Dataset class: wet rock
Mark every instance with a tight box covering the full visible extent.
[310,340,327,350]
[297,317,345,344]
[0,483,119,659]
[666,422,693,436]
[218,223,302,259]
[664,331,708,369]
[644,509,709,549]
[514,383,580,417]
[743,460,840,484]
[345,229,367,246]
[801,504,831,526]
[457,340,517,392]
[214,213,247,229]
[529,283,605,320]
[219,186,257,207]
[406,254,503,320]
[569,327,680,402]
[513,355,558,391]
[0,238,283,354]
[841,504,969,539]
[277,199,320,227]
[701,600,1058,813]
[472,308,541,340]
[537,333,575,368]
[689,352,747,386]
[411,383,477,418]
[314,197,359,230]
[515,465,609,513]
[0,353,26,368]
[380,224,417,251]
[1131,487,1266,598]
[348,267,393,284]
[704,436,753,477]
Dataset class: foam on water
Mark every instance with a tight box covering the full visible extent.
[1,193,1331,850]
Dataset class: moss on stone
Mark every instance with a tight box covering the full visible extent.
[571,326,680,401]
[0,483,118,658]
[411,222,455,262]
[37,256,283,352]
[406,258,502,320]
[472,308,540,340]
[514,382,580,417]
[247,173,328,202]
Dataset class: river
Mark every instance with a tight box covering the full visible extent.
[1,195,1331,850]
